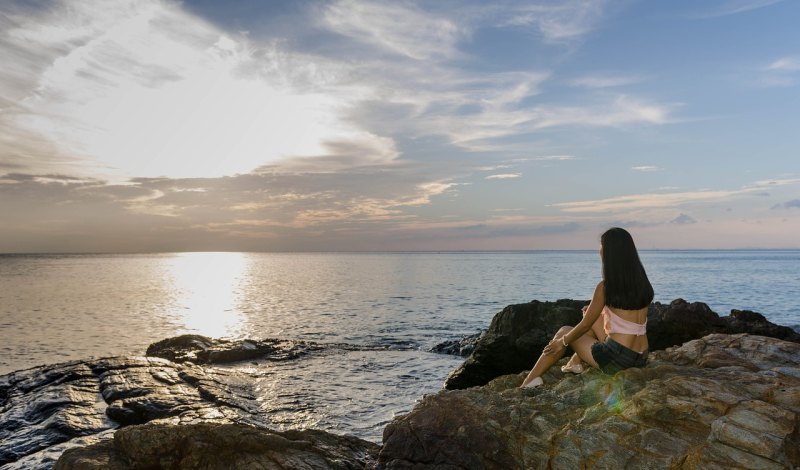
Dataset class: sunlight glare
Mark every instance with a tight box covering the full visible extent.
[167,252,248,338]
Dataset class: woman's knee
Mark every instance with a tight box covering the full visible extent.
[556,326,573,336]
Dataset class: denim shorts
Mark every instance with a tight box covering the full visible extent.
[591,337,648,375]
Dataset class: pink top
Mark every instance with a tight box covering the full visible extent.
[603,306,647,336]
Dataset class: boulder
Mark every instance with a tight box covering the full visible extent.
[145,334,407,365]
[145,335,323,364]
[444,298,800,389]
[429,333,483,357]
[0,356,266,469]
[54,423,379,470]
[378,334,800,469]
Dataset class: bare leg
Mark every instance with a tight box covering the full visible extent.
[521,326,572,387]
[565,308,606,369]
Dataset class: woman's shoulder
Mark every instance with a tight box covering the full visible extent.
[592,280,605,301]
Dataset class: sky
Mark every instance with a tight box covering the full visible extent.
[1,0,799,252]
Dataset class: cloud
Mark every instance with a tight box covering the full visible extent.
[553,189,739,213]
[322,0,467,60]
[632,166,662,172]
[0,165,464,251]
[498,0,614,42]
[515,155,577,162]
[767,56,800,71]
[1,0,392,179]
[753,55,800,87]
[691,0,784,18]
[772,199,800,209]
[486,173,522,180]
[569,75,644,88]
[670,213,697,224]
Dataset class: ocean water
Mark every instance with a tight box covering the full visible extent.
[1,250,798,441]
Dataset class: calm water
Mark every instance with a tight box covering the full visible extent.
[1,251,798,441]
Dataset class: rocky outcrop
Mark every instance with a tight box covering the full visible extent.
[145,334,325,364]
[0,356,267,469]
[145,334,414,365]
[54,423,379,470]
[429,333,483,357]
[378,334,800,469]
[445,298,800,389]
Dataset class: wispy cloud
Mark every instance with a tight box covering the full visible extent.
[569,75,644,88]
[671,213,697,224]
[516,155,577,162]
[552,177,800,213]
[552,189,739,213]
[691,0,785,18]
[632,165,662,172]
[751,55,800,87]
[771,199,800,209]
[486,173,522,180]
[498,0,613,42]
[322,0,467,60]
[767,56,800,71]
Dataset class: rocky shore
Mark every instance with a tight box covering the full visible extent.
[1,298,798,469]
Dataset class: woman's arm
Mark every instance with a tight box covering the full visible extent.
[543,281,604,355]
[566,281,604,342]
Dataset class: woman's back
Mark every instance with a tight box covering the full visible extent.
[605,305,649,353]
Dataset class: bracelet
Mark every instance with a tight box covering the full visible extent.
[561,335,568,347]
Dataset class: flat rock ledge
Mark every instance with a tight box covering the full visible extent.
[146,334,415,365]
[377,334,800,469]
[54,423,378,470]
[0,354,346,470]
[445,298,800,389]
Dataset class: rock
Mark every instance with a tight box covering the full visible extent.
[55,422,379,470]
[377,334,800,469]
[0,356,266,469]
[145,334,324,364]
[145,334,410,365]
[429,333,483,357]
[444,298,800,389]
[443,299,584,389]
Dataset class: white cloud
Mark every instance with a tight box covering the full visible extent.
[499,0,612,42]
[767,56,800,71]
[569,75,644,88]
[2,0,395,179]
[519,155,577,162]
[552,189,738,213]
[322,0,466,61]
[691,0,784,18]
[486,173,522,180]
[632,165,662,172]
[552,177,800,213]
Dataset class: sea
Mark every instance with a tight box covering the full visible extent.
[1,250,798,442]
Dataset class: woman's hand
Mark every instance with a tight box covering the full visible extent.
[542,338,565,356]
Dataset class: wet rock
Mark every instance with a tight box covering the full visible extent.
[444,298,800,389]
[146,334,325,364]
[0,356,266,469]
[429,333,483,357]
[145,334,410,365]
[378,334,800,469]
[54,422,379,470]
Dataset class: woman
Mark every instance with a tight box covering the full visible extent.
[520,227,653,388]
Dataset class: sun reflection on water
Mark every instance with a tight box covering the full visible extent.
[166,252,248,338]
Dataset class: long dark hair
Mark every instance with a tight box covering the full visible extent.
[601,227,653,309]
